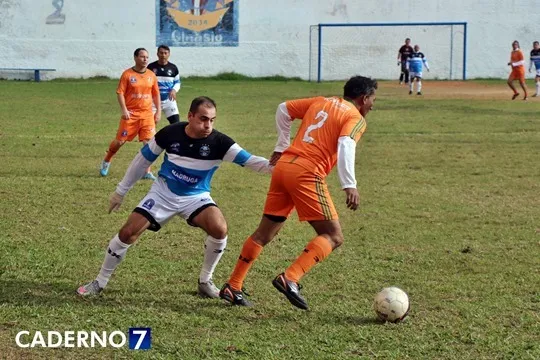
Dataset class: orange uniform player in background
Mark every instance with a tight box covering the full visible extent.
[100,48,161,178]
[507,40,528,100]
[220,76,378,310]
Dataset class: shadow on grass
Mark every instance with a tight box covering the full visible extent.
[0,278,224,315]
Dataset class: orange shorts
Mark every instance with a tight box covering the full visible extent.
[115,114,155,142]
[263,161,338,221]
[509,68,525,82]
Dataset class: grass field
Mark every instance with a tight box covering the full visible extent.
[0,78,539,359]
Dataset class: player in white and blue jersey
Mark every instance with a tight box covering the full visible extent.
[77,96,273,299]
[406,45,430,95]
[529,41,540,97]
[147,45,181,124]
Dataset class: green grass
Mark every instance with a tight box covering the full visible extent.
[0,79,539,359]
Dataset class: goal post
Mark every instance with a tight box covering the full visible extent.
[309,21,468,82]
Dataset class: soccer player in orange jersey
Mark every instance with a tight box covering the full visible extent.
[219,76,377,309]
[507,40,528,100]
[100,48,161,179]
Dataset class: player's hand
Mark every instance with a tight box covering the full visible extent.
[121,109,130,120]
[507,62,511,66]
[169,89,177,101]
[154,111,161,124]
[109,191,124,213]
[344,188,359,211]
[398,61,401,66]
[269,151,282,166]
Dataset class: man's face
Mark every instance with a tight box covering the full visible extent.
[358,94,376,117]
[414,45,420,52]
[157,48,170,64]
[533,42,539,50]
[187,105,216,138]
[134,50,149,68]
[405,39,411,46]
[512,41,519,50]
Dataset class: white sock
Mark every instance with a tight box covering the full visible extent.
[417,81,422,93]
[536,81,539,95]
[199,235,227,283]
[95,234,131,288]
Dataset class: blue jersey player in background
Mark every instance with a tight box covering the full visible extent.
[148,45,181,124]
[406,45,430,95]
[529,41,540,97]
[77,96,273,299]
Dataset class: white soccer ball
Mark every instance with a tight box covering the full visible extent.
[373,287,410,323]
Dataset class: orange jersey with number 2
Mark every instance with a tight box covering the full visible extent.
[280,96,366,176]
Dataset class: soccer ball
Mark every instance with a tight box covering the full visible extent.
[373,287,410,323]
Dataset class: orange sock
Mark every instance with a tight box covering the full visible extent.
[285,236,333,283]
[104,140,121,162]
[228,236,263,290]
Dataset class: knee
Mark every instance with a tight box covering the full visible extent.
[118,225,139,244]
[328,233,344,249]
[207,222,228,240]
[251,228,273,246]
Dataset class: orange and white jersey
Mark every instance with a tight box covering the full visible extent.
[276,96,366,177]
[117,68,159,115]
[510,49,525,69]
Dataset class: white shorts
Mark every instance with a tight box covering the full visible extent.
[410,71,423,79]
[153,99,179,118]
[134,177,216,231]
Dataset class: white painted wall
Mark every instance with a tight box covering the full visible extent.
[0,0,538,80]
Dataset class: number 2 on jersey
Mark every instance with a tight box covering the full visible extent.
[302,110,328,144]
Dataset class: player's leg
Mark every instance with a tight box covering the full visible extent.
[187,202,228,298]
[403,63,410,84]
[139,118,157,180]
[77,181,176,296]
[416,74,423,95]
[163,100,180,124]
[507,73,519,99]
[77,212,150,296]
[409,74,415,94]
[220,215,287,306]
[534,75,540,96]
[101,118,136,176]
[518,73,528,100]
[220,164,293,306]
[272,173,339,310]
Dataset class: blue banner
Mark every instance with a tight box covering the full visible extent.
[156,0,239,47]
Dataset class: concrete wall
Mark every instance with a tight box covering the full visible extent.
[0,0,538,80]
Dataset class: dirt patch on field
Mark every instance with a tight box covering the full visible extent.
[381,81,533,100]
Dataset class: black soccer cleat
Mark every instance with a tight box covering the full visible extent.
[408,90,412,95]
[417,92,422,95]
[219,283,253,307]
[272,273,308,310]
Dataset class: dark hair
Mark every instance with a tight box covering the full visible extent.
[512,40,520,47]
[134,48,148,57]
[405,38,411,41]
[157,45,170,52]
[343,76,378,99]
[534,41,539,46]
[189,96,216,114]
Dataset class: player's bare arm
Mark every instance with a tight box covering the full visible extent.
[117,93,130,120]
[109,139,163,213]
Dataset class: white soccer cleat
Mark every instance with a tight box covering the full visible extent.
[198,279,220,298]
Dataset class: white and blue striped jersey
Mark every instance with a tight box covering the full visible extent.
[147,61,181,102]
[530,49,540,70]
[134,122,270,196]
[407,52,429,73]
